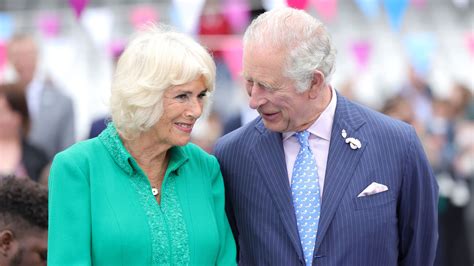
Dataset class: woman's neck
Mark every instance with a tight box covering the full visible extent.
[121,133,170,185]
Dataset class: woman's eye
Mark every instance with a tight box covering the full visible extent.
[176,94,188,100]
[198,92,207,99]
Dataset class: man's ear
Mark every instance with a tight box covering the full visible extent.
[0,230,14,256]
[308,70,325,99]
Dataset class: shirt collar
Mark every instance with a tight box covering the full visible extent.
[283,86,337,141]
[98,123,188,176]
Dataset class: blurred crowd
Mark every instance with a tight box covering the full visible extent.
[0,1,473,266]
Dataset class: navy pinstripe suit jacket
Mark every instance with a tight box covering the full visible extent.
[214,94,438,266]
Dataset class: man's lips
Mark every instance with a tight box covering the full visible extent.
[260,112,280,122]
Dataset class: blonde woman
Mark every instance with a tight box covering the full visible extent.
[48,24,236,265]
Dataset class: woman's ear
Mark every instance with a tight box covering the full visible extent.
[308,71,325,99]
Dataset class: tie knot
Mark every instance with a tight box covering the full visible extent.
[294,131,310,148]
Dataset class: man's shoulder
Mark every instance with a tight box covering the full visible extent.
[338,97,417,150]
[342,96,412,132]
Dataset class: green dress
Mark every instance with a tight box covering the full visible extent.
[48,124,236,265]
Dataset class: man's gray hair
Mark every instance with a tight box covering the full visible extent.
[243,7,336,91]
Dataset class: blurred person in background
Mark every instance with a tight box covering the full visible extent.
[88,45,125,139]
[381,95,424,136]
[449,82,474,262]
[399,65,434,127]
[0,177,48,266]
[7,33,75,158]
[221,88,259,135]
[48,24,236,265]
[0,83,49,182]
[191,111,224,153]
[214,7,438,265]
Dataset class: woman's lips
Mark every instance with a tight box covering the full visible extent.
[175,122,193,133]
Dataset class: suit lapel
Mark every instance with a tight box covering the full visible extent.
[252,122,303,259]
[314,94,368,253]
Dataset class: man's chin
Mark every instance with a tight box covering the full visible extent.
[262,120,284,132]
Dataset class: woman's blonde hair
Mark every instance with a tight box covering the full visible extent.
[110,24,216,139]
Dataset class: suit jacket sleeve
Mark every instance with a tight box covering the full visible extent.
[209,156,237,265]
[48,151,91,266]
[398,127,439,265]
[58,97,76,152]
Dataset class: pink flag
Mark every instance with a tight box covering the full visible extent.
[411,0,427,9]
[129,5,158,30]
[310,0,338,22]
[37,13,60,38]
[69,0,89,19]
[108,39,127,60]
[286,0,309,10]
[223,0,250,34]
[0,41,6,82]
[351,41,371,71]
[466,32,474,57]
[221,38,243,80]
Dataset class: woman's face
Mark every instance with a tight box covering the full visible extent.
[0,95,21,139]
[151,77,208,148]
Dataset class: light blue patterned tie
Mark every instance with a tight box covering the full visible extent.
[291,131,321,266]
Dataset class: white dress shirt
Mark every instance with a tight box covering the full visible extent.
[282,86,337,197]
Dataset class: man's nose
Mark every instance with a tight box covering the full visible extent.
[248,84,266,110]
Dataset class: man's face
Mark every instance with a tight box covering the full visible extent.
[3,229,47,266]
[7,38,38,86]
[243,44,316,133]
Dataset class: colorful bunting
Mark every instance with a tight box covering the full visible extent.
[108,39,127,60]
[69,0,89,19]
[354,0,379,20]
[0,13,13,40]
[466,32,474,57]
[383,0,408,31]
[351,40,372,71]
[221,37,243,80]
[37,13,60,38]
[286,0,309,10]
[310,0,338,22]
[223,0,250,34]
[404,32,436,76]
[0,41,6,71]
[129,5,158,30]
[411,0,427,9]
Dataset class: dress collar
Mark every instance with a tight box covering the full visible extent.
[98,123,188,176]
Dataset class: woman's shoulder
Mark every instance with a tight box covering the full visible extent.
[53,138,105,162]
[179,143,218,166]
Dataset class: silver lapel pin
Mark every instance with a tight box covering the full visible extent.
[345,137,362,150]
[341,129,362,150]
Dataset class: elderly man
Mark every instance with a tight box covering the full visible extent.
[0,177,48,266]
[214,7,438,266]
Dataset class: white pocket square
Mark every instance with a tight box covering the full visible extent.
[357,182,389,197]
